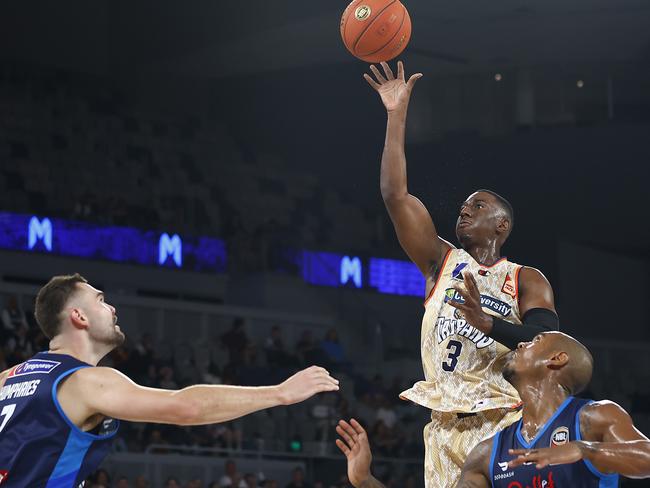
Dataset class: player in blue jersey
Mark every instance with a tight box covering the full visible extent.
[0,274,339,488]
[336,331,650,487]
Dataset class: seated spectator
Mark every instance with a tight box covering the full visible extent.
[320,329,345,365]
[115,476,129,488]
[1,295,28,332]
[220,317,249,365]
[165,477,181,488]
[243,473,257,488]
[264,325,298,368]
[219,459,247,488]
[285,467,311,488]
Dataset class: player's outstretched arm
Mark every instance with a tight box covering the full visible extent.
[59,365,338,427]
[364,61,451,277]
[335,419,385,488]
[509,401,650,478]
[454,437,492,488]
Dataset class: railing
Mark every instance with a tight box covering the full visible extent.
[102,444,423,486]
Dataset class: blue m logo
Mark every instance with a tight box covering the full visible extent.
[28,216,53,251]
[340,255,362,288]
[159,233,182,267]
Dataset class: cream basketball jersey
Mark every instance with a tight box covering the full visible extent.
[401,248,523,413]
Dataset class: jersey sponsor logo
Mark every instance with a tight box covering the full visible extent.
[550,426,569,447]
[502,273,516,298]
[8,359,60,378]
[498,461,510,471]
[478,268,490,276]
[0,470,8,485]
[0,379,41,401]
[504,471,555,488]
[444,288,513,317]
[436,316,494,349]
[451,262,468,281]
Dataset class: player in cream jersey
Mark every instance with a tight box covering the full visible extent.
[364,61,559,487]
[402,248,522,413]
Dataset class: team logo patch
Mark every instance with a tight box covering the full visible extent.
[478,269,490,276]
[354,5,371,20]
[8,359,60,378]
[451,262,468,281]
[501,273,516,298]
[550,426,569,446]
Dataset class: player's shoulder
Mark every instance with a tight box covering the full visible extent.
[516,266,552,291]
[579,400,630,440]
[62,366,129,390]
[581,399,628,418]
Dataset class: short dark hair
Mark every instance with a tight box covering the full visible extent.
[476,189,514,230]
[34,273,88,339]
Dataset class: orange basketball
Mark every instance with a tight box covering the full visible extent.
[340,0,411,63]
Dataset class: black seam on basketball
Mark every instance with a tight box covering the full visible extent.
[352,0,398,56]
[362,3,407,58]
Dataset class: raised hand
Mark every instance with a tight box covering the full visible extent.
[277,366,339,405]
[363,61,422,113]
[508,443,585,470]
[336,419,381,488]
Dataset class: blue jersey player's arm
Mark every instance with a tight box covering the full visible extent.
[455,437,492,488]
[56,365,338,427]
[509,400,650,479]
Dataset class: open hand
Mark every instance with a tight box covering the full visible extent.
[446,271,493,334]
[363,61,422,113]
[277,366,339,405]
[508,442,585,470]
[336,419,373,487]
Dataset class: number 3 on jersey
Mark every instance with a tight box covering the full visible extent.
[442,340,462,372]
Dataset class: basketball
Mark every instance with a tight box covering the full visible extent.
[340,0,411,63]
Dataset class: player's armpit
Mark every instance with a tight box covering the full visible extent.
[517,267,556,316]
[454,437,492,488]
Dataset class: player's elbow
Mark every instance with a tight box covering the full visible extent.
[380,185,406,203]
[166,396,202,426]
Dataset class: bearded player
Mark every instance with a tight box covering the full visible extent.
[336,332,650,487]
[0,274,339,487]
[363,61,558,487]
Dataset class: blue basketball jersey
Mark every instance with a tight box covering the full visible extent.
[490,396,618,488]
[0,352,119,488]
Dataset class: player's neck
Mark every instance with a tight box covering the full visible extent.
[517,381,571,441]
[464,241,502,266]
[48,334,108,366]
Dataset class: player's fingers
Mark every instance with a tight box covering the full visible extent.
[509,449,528,455]
[363,73,381,90]
[338,420,359,438]
[369,65,387,84]
[336,438,351,456]
[465,272,479,293]
[350,418,367,436]
[446,299,467,311]
[336,424,357,445]
[508,458,525,468]
[397,60,405,81]
[406,73,423,91]
[380,61,395,80]
[536,461,549,469]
